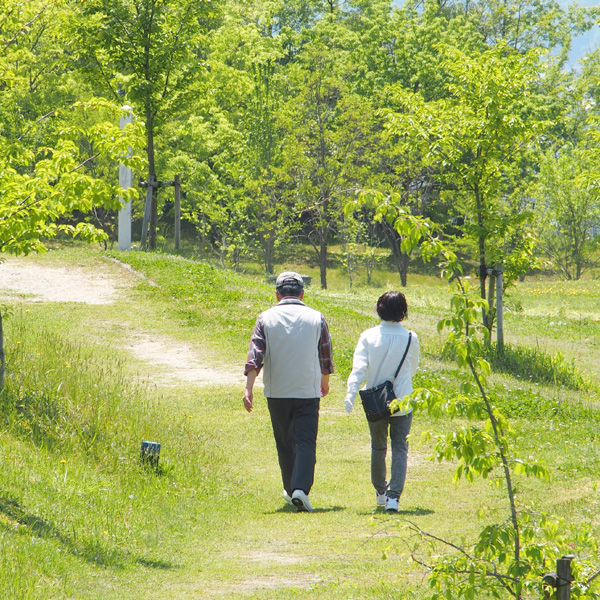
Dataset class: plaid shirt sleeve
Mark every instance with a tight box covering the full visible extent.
[319,316,334,375]
[244,315,266,376]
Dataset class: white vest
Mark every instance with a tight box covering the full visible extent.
[262,300,323,399]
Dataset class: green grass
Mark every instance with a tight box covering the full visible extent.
[484,342,595,391]
[1,245,600,598]
[0,305,228,598]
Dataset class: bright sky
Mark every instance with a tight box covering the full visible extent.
[390,0,600,66]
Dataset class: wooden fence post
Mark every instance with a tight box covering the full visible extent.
[496,265,504,353]
[174,174,181,252]
[141,174,154,250]
[543,555,575,600]
[557,555,575,600]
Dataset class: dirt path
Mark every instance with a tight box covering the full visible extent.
[127,332,246,386]
[0,258,248,387]
[0,260,120,304]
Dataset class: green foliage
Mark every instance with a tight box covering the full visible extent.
[530,146,600,280]
[71,0,221,120]
[383,215,600,598]
[384,41,543,300]
[0,102,144,255]
[0,1,146,255]
[69,0,222,248]
[421,509,599,600]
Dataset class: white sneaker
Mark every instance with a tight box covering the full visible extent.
[283,490,293,505]
[376,481,389,506]
[385,497,399,513]
[291,489,313,513]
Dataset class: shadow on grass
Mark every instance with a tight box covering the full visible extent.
[398,506,434,517]
[357,506,434,517]
[269,505,346,514]
[0,493,175,570]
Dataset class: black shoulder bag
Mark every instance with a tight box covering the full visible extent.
[359,332,413,423]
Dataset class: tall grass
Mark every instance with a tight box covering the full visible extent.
[0,310,225,599]
[1,316,154,462]
[484,342,594,391]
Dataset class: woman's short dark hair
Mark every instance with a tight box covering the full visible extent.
[376,291,408,322]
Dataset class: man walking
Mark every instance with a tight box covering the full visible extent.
[243,272,334,512]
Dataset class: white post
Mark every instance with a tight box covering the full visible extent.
[118,106,133,251]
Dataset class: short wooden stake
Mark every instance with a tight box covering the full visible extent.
[141,440,161,468]
[557,555,575,600]
[543,555,575,600]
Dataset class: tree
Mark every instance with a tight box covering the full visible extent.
[385,42,545,336]
[282,17,372,289]
[459,0,597,55]
[351,191,600,600]
[72,0,221,249]
[408,276,600,600]
[341,0,476,287]
[0,1,145,386]
[0,0,144,255]
[532,147,600,280]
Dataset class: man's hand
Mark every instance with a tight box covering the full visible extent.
[320,374,330,398]
[243,389,253,412]
[244,369,258,412]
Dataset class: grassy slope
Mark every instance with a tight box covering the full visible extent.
[1,245,599,599]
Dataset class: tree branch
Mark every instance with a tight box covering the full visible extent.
[586,569,600,586]
[2,5,48,52]
[18,110,55,141]
[70,153,100,173]
[406,522,519,598]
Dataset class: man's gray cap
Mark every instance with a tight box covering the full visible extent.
[275,271,304,289]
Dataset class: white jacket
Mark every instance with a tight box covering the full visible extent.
[345,322,419,416]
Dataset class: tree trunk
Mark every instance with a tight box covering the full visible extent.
[146,104,157,250]
[319,233,328,289]
[264,234,275,275]
[475,185,488,327]
[382,222,410,287]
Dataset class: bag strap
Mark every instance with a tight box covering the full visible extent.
[393,331,413,379]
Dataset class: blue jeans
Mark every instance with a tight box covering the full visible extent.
[368,412,413,499]
[267,398,320,496]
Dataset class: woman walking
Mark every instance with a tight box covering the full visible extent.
[344,291,420,513]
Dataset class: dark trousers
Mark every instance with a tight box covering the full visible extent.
[267,397,320,496]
